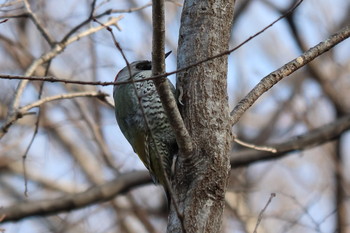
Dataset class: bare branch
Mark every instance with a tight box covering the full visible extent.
[73,100,120,173]
[23,0,55,46]
[0,91,108,139]
[108,2,152,14]
[0,1,315,94]
[0,13,29,20]
[0,0,22,8]
[231,114,350,168]
[253,193,276,233]
[233,135,277,153]
[0,18,9,23]
[10,16,122,111]
[21,91,108,112]
[4,160,85,193]
[0,1,307,93]
[0,171,151,222]
[2,25,349,144]
[152,0,187,229]
[61,2,151,43]
[230,24,350,125]
[2,16,122,139]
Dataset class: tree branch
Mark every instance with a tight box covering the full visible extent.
[2,16,122,139]
[0,91,108,139]
[10,16,122,111]
[230,25,350,125]
[2,114,349,222]
[152,0,193,158]
[20,91,108,112]
[231,114,350,168]
[3,160,85,194]
[0,171,151,222]
[151,0,187,228]
[23,0,55,46]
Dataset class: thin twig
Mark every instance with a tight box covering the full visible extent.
[0,0,22,8]
[253,193,276,233]
[108,2,152,14]
[22,81,43,197]
[0,13,29,20]
[73,99,120,173]
[60,2,150,43]
[23,0,55,46]
[6,158,85,193]
[231,114,350,168]
[21,91,108,112]
[0,91,108,140]
[233,135,277,153]
[22,61,52,197]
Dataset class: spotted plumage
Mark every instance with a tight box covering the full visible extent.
[113,60,177,188]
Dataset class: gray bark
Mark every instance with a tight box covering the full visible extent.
[167,0,235,232]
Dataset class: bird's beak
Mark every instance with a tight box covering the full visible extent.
[165,51,172,59]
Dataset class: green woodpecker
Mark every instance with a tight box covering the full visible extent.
[113,56,177,191]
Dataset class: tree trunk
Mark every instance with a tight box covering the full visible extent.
[167,0,235,232]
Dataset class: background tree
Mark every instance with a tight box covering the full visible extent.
[0,0,350,233]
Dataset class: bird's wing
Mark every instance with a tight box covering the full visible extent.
[132,131,151,170]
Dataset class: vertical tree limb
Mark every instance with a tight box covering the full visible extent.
[169,0,235,232]
[152,0,193,158]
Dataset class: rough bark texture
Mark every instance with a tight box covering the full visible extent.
[167,0,235,232]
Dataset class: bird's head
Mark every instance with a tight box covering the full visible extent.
[114,60,152,83]
[114,51,172,83]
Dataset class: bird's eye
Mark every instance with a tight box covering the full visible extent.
[136,61,152,70]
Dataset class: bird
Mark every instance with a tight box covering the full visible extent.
[113,55,177,196]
